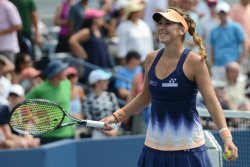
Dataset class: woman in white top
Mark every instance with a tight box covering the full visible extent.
[116,1,154,63]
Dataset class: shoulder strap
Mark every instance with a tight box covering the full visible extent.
[150,48,164,70]
[176,49,191,71]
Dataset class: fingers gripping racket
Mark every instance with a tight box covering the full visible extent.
[9,99,112,135]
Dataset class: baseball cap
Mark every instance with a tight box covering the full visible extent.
[65,67,78,76]
[9,84,25,97]
[21,67,41,79]
[84,8,105,20]
[215,1,230,13]
[88,69,112,85]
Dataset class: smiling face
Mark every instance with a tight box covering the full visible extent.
[156,17,184,44]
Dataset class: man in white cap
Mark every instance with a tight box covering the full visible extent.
[210,1,247,81]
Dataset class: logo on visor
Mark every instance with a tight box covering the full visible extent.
[162,78,178,87]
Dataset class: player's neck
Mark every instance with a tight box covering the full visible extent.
[163,43,184,58]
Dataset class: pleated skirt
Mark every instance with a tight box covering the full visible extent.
[138,145,213,167]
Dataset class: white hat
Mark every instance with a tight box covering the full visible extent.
[215,1,230,13]
[124,1,144,19]
[88,69,112,85]
[9,84,25,96]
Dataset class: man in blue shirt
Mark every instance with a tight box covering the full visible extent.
[115,51,142,100]
[210,1,246,81]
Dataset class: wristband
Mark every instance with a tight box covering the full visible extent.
[219,127,232,142]
[112,109,126,123]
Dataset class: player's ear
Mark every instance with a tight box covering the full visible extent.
[178,26,186,36]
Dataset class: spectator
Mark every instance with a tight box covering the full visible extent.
[65,66,85,119]
[0,55,15,77]
[230,0,250,72]
[20,67,42,93]
[0,0,22,62]
[82,69,120,138]
[224,62,247,109]
[127,62,150,134]
[69,8,113,70]
[54,0,75,53]
[26,60,75,144]
[12,53,33,84]
[210,1,247,81]
[230,0,250,53]
[116,1,153,63]
[115,51,142,100]
[68,0,89,33]
[0,84,40,149]
[107,0,127,38]
[200,0,220,62]
[11,0,43,58]
[0,56,13,105]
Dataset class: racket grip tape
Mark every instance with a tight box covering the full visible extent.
[85,120,116,129]
[86,120,105,128]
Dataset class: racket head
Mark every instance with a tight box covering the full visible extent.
[9,99,65,135]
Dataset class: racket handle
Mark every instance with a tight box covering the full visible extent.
[85,120,116,129]
[86,120,105,128]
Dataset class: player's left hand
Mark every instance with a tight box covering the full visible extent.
[224,139,238,161]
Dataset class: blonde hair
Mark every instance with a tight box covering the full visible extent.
[169,7,207,59]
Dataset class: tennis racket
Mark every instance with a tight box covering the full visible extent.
[9,99,114,136]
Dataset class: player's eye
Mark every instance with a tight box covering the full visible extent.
[157,20,175,26]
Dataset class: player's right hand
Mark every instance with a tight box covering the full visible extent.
[100,115,117,131]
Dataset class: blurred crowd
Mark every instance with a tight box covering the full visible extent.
[0,0,250,148]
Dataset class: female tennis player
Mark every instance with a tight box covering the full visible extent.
[102,8,238,167]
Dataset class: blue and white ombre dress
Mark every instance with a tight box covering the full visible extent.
[138,49,212,167]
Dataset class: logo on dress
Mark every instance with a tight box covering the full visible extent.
[162,78,178,87]
[149,80,157,86]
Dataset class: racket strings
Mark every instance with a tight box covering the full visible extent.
[9,101,64,135]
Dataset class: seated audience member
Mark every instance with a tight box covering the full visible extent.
[82,69,120,139]
[224,62,247,109]
[26,60,75,144]
[69,8,114,69]
[210,1,246,81]
[0,84,40,149]
[115,51,142,100]
[65,66,85,119]
[0,56,13,105]
[12,53,33,84]
[20,67,42,93]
